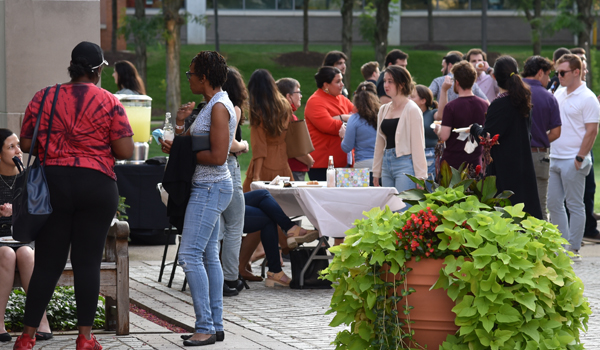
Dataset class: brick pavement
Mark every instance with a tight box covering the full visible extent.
[2,253,599,349]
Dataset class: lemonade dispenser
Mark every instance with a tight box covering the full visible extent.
[116,94,152,162]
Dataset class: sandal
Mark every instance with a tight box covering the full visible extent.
[286,226,319,249]
[265,271,291,288]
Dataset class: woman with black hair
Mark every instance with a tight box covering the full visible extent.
[112,60,146,95]
[14,41,134,350]
[470,55,543,219]
[304,66,354,180]
[242,69,294,192]
[160,51,236,347]
[0,129,52,344]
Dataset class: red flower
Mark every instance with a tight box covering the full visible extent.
[475,165,481,176]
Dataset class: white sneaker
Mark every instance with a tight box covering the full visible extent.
[568,248,582,263]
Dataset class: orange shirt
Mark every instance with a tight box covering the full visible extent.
[304,89,354,168]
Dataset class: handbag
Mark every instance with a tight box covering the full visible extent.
[192,133,210,152]
[12,84,60,243]
[285,119,314,159]
[289,247,332,289]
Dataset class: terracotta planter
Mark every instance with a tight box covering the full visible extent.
[381,258,458,348]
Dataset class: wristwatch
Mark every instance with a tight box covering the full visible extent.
[575,155,584,162]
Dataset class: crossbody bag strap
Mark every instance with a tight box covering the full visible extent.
[27,86,52,169]
[40,84,61,167]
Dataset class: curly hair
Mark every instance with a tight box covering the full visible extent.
[191,51,228,89]
[383,65,414,97]
[353,82,379,129]
[248,69,292,137]
[521,56,553,78]
[222,67,248,122]
[494,55,532,117]
[414,85,438,110]
[68,57,100,80]
[114,60,146,95]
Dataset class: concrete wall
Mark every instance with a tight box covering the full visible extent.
[400,11,574,45]
[194,10,580,46]
[0,0,101,133]
[203,11,370,44]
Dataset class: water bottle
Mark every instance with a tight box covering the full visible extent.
[327,155,336,187]
[163,112,174,141]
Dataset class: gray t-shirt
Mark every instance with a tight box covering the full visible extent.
[190,91,237,183]
[429,74,489,103]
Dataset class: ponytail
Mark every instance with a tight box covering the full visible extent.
[431,100,439,109]
[493,56,532,117]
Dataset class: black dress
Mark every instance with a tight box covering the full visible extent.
[471,95,543,219]
[0,174,34,249]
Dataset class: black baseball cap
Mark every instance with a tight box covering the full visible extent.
[71,41,107,70]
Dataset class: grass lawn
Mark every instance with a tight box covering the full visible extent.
[117,43,600,211]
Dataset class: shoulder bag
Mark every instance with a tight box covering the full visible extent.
[12,84,60,243]
[285,119,314,159]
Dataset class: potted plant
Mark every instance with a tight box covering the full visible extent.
[322,161,591,349]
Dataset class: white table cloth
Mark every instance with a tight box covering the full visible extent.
[250,181,405,238]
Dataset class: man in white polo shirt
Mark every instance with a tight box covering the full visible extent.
[548,54,600,260]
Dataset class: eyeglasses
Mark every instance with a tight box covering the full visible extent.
[292,91,302,95]
[185,71,197,80]
[91,59,108,71]
[558,70,573,77]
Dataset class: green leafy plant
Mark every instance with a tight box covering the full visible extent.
[323,184,591,349]
[5,287,105,331]
[116,196,130,221]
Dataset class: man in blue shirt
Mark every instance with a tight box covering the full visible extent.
[429,54,489,104]
[521,56,562,222]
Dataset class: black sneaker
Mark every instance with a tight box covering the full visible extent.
[224,279,244,292]
[583,232,600,244]
[223,282,239,297]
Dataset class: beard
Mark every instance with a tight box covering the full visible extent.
[453,82,459,94]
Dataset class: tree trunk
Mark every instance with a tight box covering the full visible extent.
[374,0,391,67]
[303,0,309,54]
[531,0,542,55]
[481,0,487,52]
[112,0,118,52]
[427,0,433,44]
[341,0,353,89]
[215,0,220,52]
[134,0,147,85]
[576,0,593,87]
[163,0,185,116]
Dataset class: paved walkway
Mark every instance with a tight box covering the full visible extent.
[2,245,600,349]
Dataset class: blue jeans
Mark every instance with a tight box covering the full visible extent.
[219,156,245,281]
[179,178,233,334]
[425,147,435,181]
[243,189,295,273]
[381,149,416,194]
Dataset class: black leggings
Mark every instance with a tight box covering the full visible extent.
[23,167,118,327]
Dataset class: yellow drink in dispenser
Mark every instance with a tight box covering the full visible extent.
[115,94,152,143]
